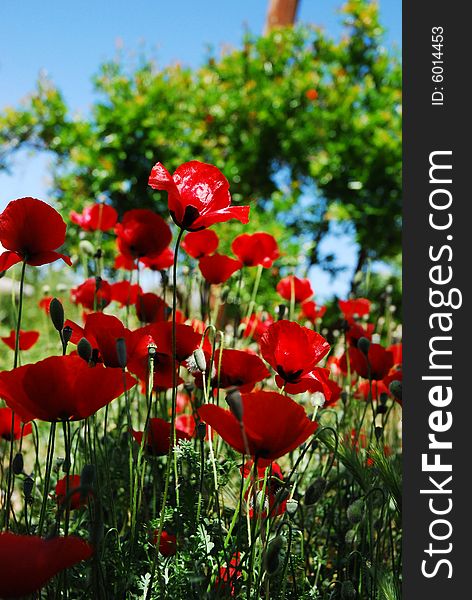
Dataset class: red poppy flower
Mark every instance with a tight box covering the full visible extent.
[0,355,136,422]
[0,533,93,598]
[346,322,375,347]
[71,278,112,311]
[231,232,280,268]
[148,160,250,231]
[136,293,169,323]
[305,88,318,101]
[199,391,317,461]
[0,407,32,441]
[152,530,177,557]
[324,379,342,407]
[205,348,270,392]
[140,247,174,270]
[199,253,242,284]
[115,209,172,261]
[182,229,219,259]
[241,314,274,342]
[143,322,202,362]
[349,344,394,381]
[0,197,71,272]
[241,460,287,519]
[388,343,402,366]
[1,329,39,351]
[276,276,313,304]
[110,281,143,307]
[339,298,371,321]
[70,203,117,232]
[260,320,330,393]
[39,296,54,315]
[383,367,402,405]
[131,418,190,456]
[301,300,326,321]
[55,475,91,510]
[216,553,241,596]
[355,379,390,402]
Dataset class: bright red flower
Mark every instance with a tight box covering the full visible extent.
[0,533,93,598]
[136,293,169,323]
[131,418,190,456]
[140,247,174,270]
[216,553,241,596]
[0,407,32,441]
[231,232,280,268]
[143,322,202,362]
[1,329,39,351]
[55,475,91,510]
[355,379,390,402]
[388,343,403,366]
[339,298,371,321]
[260,320,330,393]
[153,530,177,557]
[241,313,274,342]
[0,197,71,272]
[349,344,394,381]
[301,300,326,321]
[241,460,287,519]
[324,379,342,407]
[39,296,54,315]
[346,322,375,347]
[305,88,318,101]
[276,275,313,304]
[71,278,112,311]
[0,355,136,422]
[148,160,250,231]
[110,281,143,307]
[198,391,317,461]
[207,348,270,392]
[199,253,242,284]
[115,209,172,261]
[182,229,219,259]
[70,203,117,232]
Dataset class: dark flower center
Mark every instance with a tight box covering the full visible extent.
[276,365,303,383]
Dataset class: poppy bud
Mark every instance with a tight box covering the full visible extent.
[80,464,95,494]
[263,535,285,576]
[286,498,298,515]
[54,457,65,473]
[94,248,103,260]
[79,240,95,257]
[347,499,364,524]
[376,405,387,415]
[375,426,383,440]
[196,422,207,440]
[389,380,402,402]
[277,304,287,321]
[49,298,64,332]
[12,452,24,475]
[304,477,327,505]
[345,529,356,545]
[23,475,34,498]
[357,337,370,356]
[226,389,244,422]
[62,325,73,346]
[77,337,92,363]
[116,337,127,369]
[341,580,357,599]
[379,392,389,406]
[193,348,207,373]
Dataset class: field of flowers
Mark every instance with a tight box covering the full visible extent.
[0,160,402,599]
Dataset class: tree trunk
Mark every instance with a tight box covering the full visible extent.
[264,0,300,33]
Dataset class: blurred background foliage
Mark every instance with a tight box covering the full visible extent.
[0,0,401,296]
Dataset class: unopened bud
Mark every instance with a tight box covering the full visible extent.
[277,304,287,321]
[193,348,207,373]
[49,298,64,332]
[77,337,92,363]
[196,422,207,440]
[375,426,383,440]
[389,380,402,402]
[376,405,387,415]
[80,464,95,493]
[357,337,370,356]
[341,580,357,599]
[23,475,34,499]
[62,325,73,346]
[226,389,244,422]
[12,452,24,475]
[116,337,127,369]
[264,535,285,576]
[345,529,356,544]
[79,240,95,257]
[347,499,364,524]
[286,498,298,515]
[304,477,327,505]
[379,392,389,406]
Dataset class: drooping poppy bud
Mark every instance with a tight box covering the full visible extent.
[389,380,402,403]
[304,477,327,505]
[357,336,371,356]
[341,581,357,599]
[49,298,65,332]
[23,475,34,499]
[12,452,24,475]
[116,338,127,369]
[193,348,207,373]
[226,388,244,422]
[77,337,92,363]
[263,535,285,576]
[347,498,364,524]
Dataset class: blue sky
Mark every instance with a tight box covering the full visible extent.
[0,0,401,299]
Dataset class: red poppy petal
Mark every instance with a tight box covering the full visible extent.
[0,251,21,271]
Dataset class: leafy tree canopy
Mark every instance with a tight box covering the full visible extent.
[0,0,401,286]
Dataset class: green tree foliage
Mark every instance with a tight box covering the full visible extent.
[0,0,401,282]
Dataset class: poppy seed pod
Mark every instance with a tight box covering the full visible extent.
[347,499,364,524]
[263,535,286,576]
[196,421,207,441]
[62,325,73,346]
[193,348,207,373]
[304,477,327,505]
[357,336,371,356]
[23,475,34,499]
[341,580,357,599]
[389,380,402,402]
[225,389,244,422]
[79,240,95,257]
[12,452,24,475]
[77,337,93,363]
[116,337,127,369]
[49,298,64,332]
[286,498,298,515]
